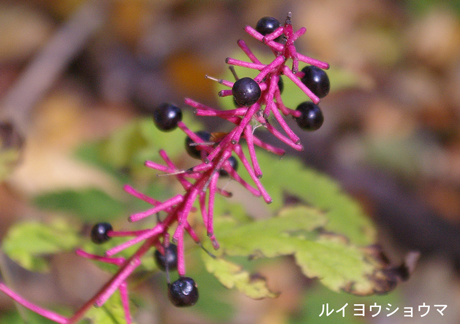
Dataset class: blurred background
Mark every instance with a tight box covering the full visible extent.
[0,0,460,323]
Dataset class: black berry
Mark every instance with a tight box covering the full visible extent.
[219,155,238,177]
[154,244,178,271]
[277,76,284,94]
[153,103,182,131]
[168,277,199,307]
[90,222,113,244]
[232,77,261,107]
[295,101,324,131]
[185,131,212,159]
[300,66,330,98]
[256,16,281,36]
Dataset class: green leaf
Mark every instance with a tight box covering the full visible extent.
[241,149,376,246]
[33,188,126,222]
[82,113,201,173]
[209,205,390,296]
[202,252,278,299]
[2,217,80,272]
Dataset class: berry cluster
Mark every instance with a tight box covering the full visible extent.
[0,13,329,323]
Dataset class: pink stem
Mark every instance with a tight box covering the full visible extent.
[123,184,161,206]
[0,283,69,324]
[184,222,201,244]
[68,235,158,323]
[244,124,262,178]
[269,96,301,144]
[230,101,261,144]
[296,53,330,70]
[251,135,286,156]
[144,160,173,173]
[226,57,265,70]
[108,229,152,238]
[263,26,284,42]
[254,56,285,83]
[292,27,306,41]
[177,122,215,156]
[264,121,304,151]
[244,26,284,52]
[129,194,184,222]
[262,73,279,117]
[119,282,132,324]
[95,258,141,306]
[206,171,219,238]
[218,89,232,97]
[237,39,262,64]
[105,224,163,257]
[205,128,238,163]
[199,192,208,227]
[177,228,186,276]
[195,107,248,117]
[225,166,261,196]
[76,249,125,266]
[233,144,272,203]
[283,65,320,104]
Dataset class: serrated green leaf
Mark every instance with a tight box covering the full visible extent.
[3,218,80,272]
[33,188,126,222]
[202,252,277,299]
[210,205,385,296]
[239,149,375,245]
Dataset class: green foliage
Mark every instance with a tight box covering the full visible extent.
[2,217,80,272]
[204,205,381,298]
[78,114,200,176]
[237,148,375,246]
[203,251,278,299]
[1,107,388,322]
[33,188,126,222]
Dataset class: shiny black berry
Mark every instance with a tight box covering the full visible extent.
[185,131,212,159]
[300,66,330,98]
[232,77,261,107]
[168,277,199,307]
[153,103,182,131]
[154,244,178,271]
[219,155,238,177]
[256,17,281,36]
[295,101,324,131]
[90,222,112,244]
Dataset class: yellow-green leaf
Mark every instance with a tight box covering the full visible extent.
[3,217,80,272]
